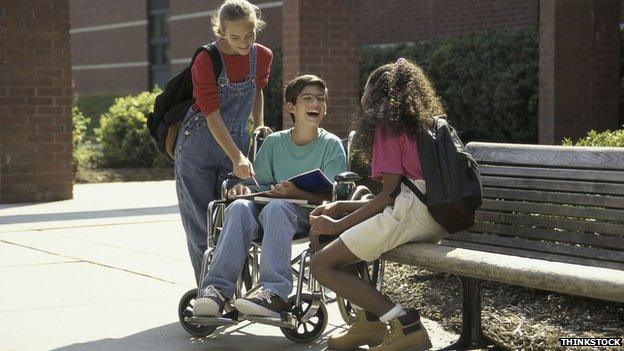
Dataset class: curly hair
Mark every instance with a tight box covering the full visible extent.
[353,59,445,158]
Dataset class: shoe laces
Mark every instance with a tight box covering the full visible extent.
[382,320,401,343]
[203,285,224,301]
[253,287,274,303]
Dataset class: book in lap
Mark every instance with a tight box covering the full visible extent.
[229,168,332,205]
[288,168,333,193]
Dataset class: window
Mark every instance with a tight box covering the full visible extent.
[148,0,170,88]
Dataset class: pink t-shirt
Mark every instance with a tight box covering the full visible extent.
[371,126,423,181]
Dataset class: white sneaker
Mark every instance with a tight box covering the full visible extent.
[193,285,227,317]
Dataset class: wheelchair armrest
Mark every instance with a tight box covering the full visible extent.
[334,171,361,183]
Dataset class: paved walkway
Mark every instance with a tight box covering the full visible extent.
[0,181,456,351]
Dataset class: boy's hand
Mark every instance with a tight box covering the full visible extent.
[227,184,251,198]
[310,202,341,218]
[269,181,301,198]
[310,214,343,237]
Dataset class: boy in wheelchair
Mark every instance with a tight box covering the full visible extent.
[193,74,347,319]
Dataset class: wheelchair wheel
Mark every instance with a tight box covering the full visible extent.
[178,289,217,337]
[280,293,328,344]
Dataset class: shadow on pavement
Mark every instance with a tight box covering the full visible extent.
[50,322,337,351]
[0,205,179,224]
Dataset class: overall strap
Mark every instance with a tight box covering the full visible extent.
[247,43,257,81]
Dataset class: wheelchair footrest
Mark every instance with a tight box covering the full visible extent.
[244,314,297,329]
[184,316,237,327]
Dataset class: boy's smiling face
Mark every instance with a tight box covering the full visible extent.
[287,85,327,128]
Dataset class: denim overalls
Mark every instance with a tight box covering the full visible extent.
[175,43,256,283]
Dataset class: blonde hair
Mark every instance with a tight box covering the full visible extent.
[211,0,266,37]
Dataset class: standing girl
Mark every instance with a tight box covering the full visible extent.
[309,59,446,351]
[175,0,273,283]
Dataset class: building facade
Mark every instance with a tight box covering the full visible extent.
[70,0,541,95]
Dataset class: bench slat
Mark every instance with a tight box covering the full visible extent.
[468,222,624,249]
[479,165,624,183]
[483,188,624,210]
[467,142,624,170]
[382,243,624,302]
[446,232,624,263]
[480,199,624,222]
[482,177,624,196]
[439,240,624,271]
[476,211,624,237]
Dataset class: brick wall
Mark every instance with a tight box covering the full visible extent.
[359,0,538,45]
[539,0,620,144]
[282,0,359,137]
[69,0,148,95]
[0,0,73,203]
[71,0,541,95]
[169,0,282,73]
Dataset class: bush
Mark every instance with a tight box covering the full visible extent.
[72,104,89,149]
[95,88,168,167]
[360,29,539,143]
[562,128,624,147]
[75,94,121,138]
[72,104,91,167]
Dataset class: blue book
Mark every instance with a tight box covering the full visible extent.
[289,168,333,193]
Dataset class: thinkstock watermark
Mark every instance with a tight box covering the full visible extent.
[559,337,623,347]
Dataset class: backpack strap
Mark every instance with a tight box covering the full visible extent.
[190,43,223,79]
[401,176,427,204]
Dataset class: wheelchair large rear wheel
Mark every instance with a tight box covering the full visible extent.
[178,289,217,337]
[280,294,328,343]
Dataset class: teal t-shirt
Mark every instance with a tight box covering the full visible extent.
[247,128,347,192]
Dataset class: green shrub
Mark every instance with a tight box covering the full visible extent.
[72,105,89,148]
[95,88,168,167]
[562,128,624,147]
[72,104,92,168]
[75,94,121,138]
[360,29,539,143]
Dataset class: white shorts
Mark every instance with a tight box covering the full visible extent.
[340,179,445,262]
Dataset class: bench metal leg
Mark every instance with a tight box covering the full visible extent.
[439,276,499,350]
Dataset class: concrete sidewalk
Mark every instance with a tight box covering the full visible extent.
[0,181,456,351]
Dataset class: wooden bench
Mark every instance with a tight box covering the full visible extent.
[381,142,624,350]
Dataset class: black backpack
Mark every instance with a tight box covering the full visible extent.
[147,43,223,162]
[402,116,483,234]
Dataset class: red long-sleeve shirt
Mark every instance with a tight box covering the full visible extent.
[191,43,273,116]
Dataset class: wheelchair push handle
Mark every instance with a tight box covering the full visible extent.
[334,171,361,183]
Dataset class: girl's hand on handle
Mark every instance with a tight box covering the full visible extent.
[254,125,273,138]
[232,153,254,180]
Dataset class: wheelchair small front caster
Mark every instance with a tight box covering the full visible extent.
[178,289,218,337]
[280,293,328,343]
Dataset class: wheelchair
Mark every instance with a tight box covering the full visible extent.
[177,130,378,343]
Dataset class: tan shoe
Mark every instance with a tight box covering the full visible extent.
[369,310,432,351]
[327,310,386,350]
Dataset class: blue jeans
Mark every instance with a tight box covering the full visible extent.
[202,199,311,300]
